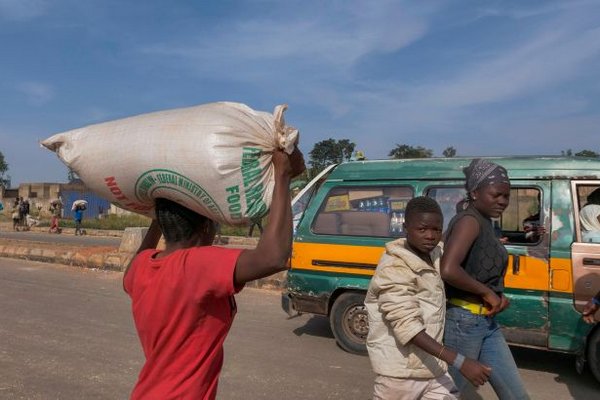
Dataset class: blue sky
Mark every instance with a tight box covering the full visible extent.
[1,0,600,186]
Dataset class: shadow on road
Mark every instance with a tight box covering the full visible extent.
[290,315,600,399]
[510,346,599,399]
[292,315,334,339]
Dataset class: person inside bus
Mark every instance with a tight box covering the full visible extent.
[441,158,530,399]
[365,197,491,399]
[521,192,546,243]
[580,188,600,243]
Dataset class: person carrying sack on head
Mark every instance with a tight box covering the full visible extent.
[49,199,63,233]
[123,148,305,400]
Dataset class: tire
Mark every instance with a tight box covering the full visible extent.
[329,292,368,355]
[588,327,600,383]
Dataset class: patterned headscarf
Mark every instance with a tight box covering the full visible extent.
[463,158,510,193]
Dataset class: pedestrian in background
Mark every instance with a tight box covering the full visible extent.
[123,148,305,399]
[19,198,30,230]
[49,198,63,234]
[11,199,20,231]
[366,197,490,400]
[246,219,263,237]
[441,159,529,399]
[74,205,84,236]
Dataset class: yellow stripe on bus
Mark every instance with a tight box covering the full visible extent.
[291,242,381,276]
[291,242,574,293]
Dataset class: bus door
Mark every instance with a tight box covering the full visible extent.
[571,181,600,320]
[497,181,551,348]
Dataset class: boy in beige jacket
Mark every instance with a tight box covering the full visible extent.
[365,197,491,400]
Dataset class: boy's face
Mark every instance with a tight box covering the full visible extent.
[404,212,443,254]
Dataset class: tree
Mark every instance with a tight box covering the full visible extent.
[575,149,599,158]
[309,138,356,176]
[561,149,573,156]
[0,151,9,188]
[442,146,457,157]
[388,144,433,159]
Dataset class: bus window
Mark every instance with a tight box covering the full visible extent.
[426,187,466,232]
[312,185,413,237]
[292,165,336,233]
[576,185,600,243]
[499,187,543,245]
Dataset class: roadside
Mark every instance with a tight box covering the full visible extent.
[0,222,285,290]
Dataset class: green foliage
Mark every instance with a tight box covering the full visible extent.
[32,213,259,237]
[442,146,457,157]
[38,214,153,230]
[562,149,599,157]
[309,138,355,177]
[388,144,433,159]
[575,149,599,158]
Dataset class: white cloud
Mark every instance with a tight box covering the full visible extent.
[313,8,600,157]
[412,26,600,110]
[16,81,55,105]
[140,1,435,80]
[0,0,48,21]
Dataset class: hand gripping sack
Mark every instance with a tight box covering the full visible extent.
[41,102,299,225]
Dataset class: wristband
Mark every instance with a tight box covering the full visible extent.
[452,353,466,370]
[592,297,600,306]
[437,346,446,360]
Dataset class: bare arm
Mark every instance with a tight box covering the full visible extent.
[123,219,162,278]
[583,289,600,324]
[409,331,491,387]
[440,216,503,316]
[234,148,305,286]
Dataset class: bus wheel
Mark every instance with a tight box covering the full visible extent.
[588,327,600,383]
[330,292,368,355]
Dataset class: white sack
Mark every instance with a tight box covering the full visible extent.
[72,200,88,211]
[41,102,299,225]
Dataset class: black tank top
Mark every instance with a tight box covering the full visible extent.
[445,205,508,299]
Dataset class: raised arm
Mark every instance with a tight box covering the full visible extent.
[123,219,162,279]
[440,216,503,316]
[234,148,305,286]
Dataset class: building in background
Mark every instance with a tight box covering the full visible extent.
[0,182,112,219]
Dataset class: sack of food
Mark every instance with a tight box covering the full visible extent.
[41,102,298,225]
[72,200,88,211]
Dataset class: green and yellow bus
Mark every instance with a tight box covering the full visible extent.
[282,157,600,382]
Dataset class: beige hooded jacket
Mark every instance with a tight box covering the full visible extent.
[365,238,447,379]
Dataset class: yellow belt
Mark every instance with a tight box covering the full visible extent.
[448,298,490,315]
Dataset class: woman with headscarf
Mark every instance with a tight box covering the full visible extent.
[440,159,529,399]
[580,188,600,243]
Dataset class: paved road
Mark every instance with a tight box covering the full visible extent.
[0,258,599,399]
[0,230,120,247]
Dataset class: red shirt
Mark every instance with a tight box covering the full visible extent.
[124,246,243,400]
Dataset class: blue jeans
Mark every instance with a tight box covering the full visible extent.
[443,306,529,400]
